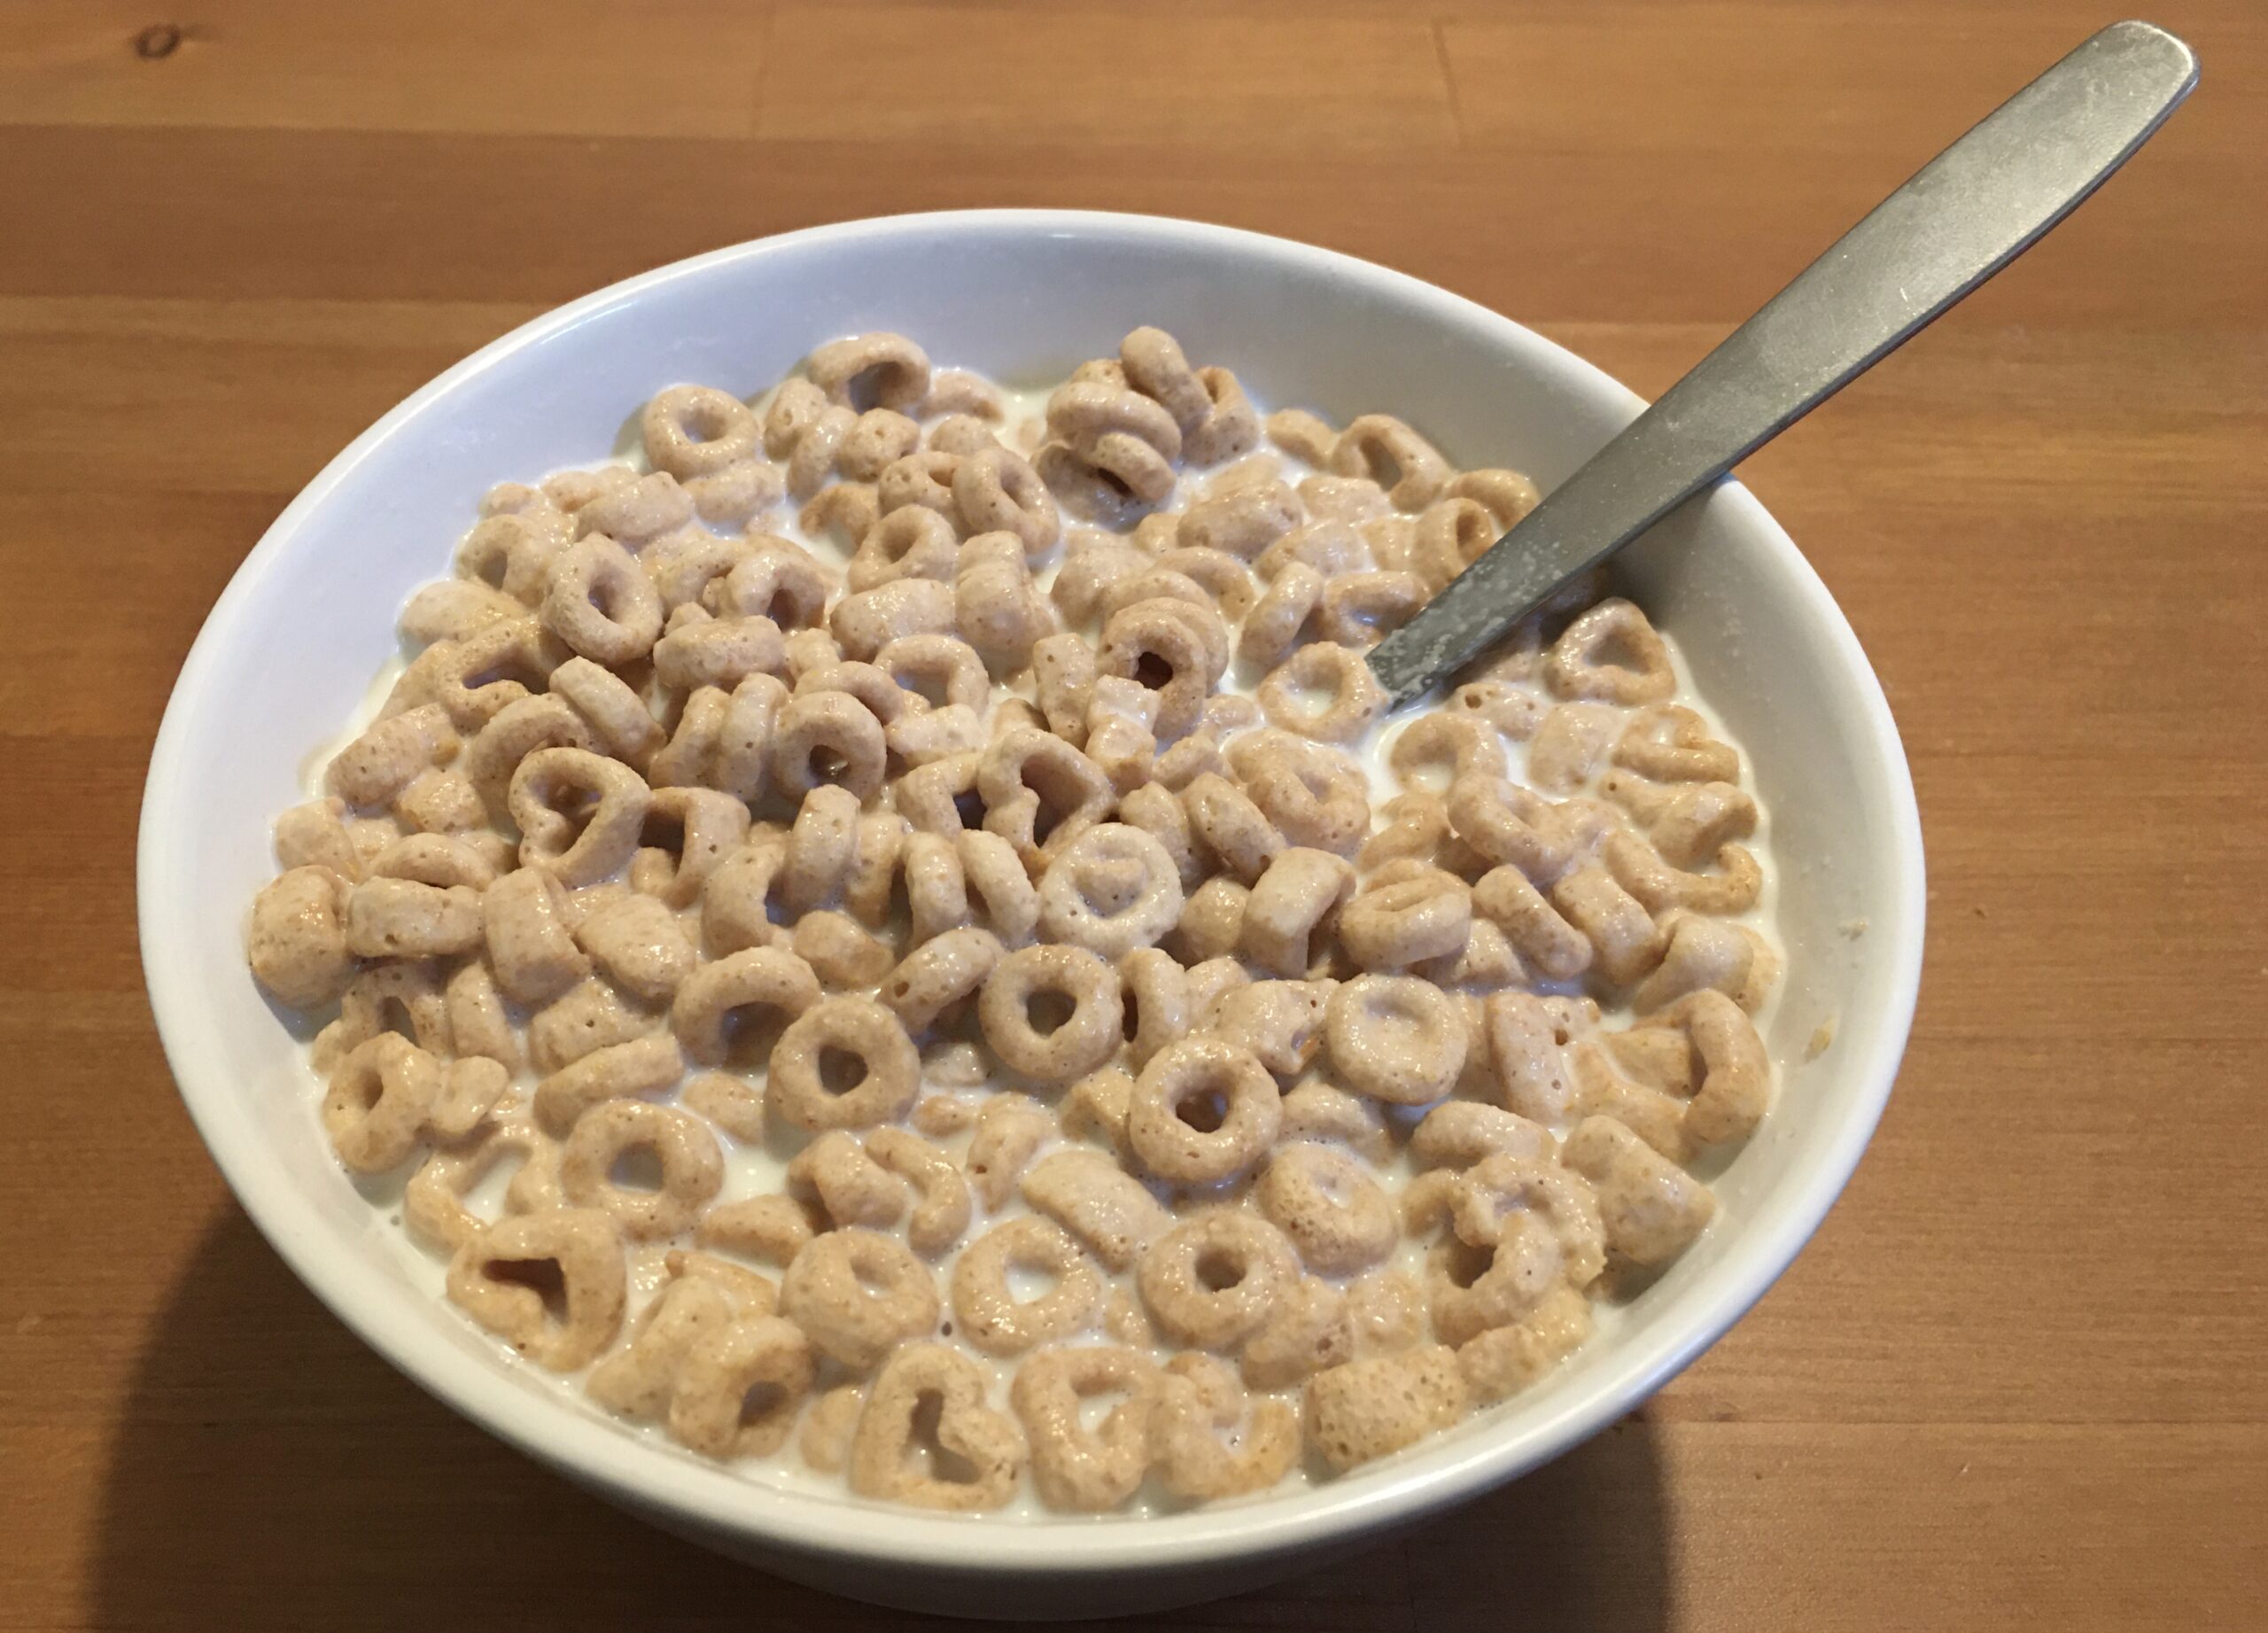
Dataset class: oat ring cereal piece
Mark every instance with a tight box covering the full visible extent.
[403,1104,554,1252]
[1149,1354,1301,1499]
[540,533,663,665]
[1011,1345,1161,1512]
[779,782,860,916]
[1231,731,1371,857]
[1326,975,1468,1105]
[1560,1115,1718,1266]
[668,1315,816,1460]
[1340,873,1474,971]
[1095,598,1223,742]
[557,1100,724,1240]
[631,784,750,907]
[878,448,960,520]
[1454,1154,1607,1292]
[1037,823,1184,959]
[1125,1036,1281,1186]
[780,1227,939,1371]
[1604,828,1765,916]
[953,445,1060,558]
[1390,712,1511,793]
[586,1273,736,1423]
[880,925,1002,1033]
[445,1208,626,1372]
[978,944,1124,1085]
[532,1033,685,1133]
[693,836,788,957]
[808,331,931,413]
[1614,703,1740,783]
[864,1127,973,1257]
[1046,378,1184,503]
[670,946,823,1067]
[462,694,597,817]
[1241,847,1355,978]
[1137,1212,1297,1350]
[1256,642,1386,744]
[1303,1344,1468,1472]
[848,1342,1026,1512]
[1117,945,1190,1069]
[1409,496,1499,592]
[1546,596,1677,704]
[640,384,759,480]
[1239,560,1323,669]
[248,865,356,1008]
[507,747,651,887]
[874,632,989,712]
[322,1033,442,1173]
[767,690,889,806]
[1258,1142,1397,1275]
[767,996,920,1131]
[1328,414,1451,511]
[976,726,1115,866]
[951,1217,1107,1357]
[1653,989,1772,1147]
[848,505,958,593]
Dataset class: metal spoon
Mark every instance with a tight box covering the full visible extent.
[1364,19,2198,711]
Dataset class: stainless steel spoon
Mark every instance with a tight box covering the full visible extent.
[1364,19,2198,711]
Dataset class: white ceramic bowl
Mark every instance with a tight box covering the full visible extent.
[139,211,1925,1620]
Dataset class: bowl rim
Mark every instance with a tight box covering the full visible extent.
[139,207,1925,1576]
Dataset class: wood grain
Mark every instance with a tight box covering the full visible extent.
[1,1,2262,1629]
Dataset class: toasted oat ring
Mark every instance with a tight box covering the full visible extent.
[952,445,1060,558]
[1256,642,1386,744]
[1127,1036,1282,1186]
[641,385,759,480]
[880,926,1002,1033]
[767,996,920,1131]
[1613,703,1740,783]
[1409,496,1499,592]
[540,533,662,666]
[1037,823,1184,960]
[1257,1142,1396,1276]
[779,782,860,916]
[1136,1212,1296,1350]
[1117,945,1190,1069]
[1455,1154,1607,1290]
[1340,874,1474,970]
[322,1033,442,1174]
[669,1315,815,1460]
[670,946,823,1067]
[848,505,959,593]
[1546,597,1677,704]
[1325,975,1467,1105]
[1389,713,1510,792]
[1427,1209,1563,1349]
[874,632,989,712]
[1047,380,1183,502]
[978,944,1123,1085]
[557,1100,724,1240]
[462,694,596,818]
[445,1207,625,1372]
[768,689,888,806]
[1238,561,1323,669]
[711,539,834,629]
[1011,1345,1161,1512]
[1097,598,1223,741]
[1327,414,1451,510]
[808,331,931,413]
[1604,828,1764,916]
[1655,989,1772,1147]
[1149,1354,1301,1499]
[878,448,961,520]
[1240,847,1355,978]
[780,1227,939,1370]
[951,1217,1106,1357]
[976,726,1115,865]
[508,746,652,887]
[1230,730,1371,857]
[848,1341,1026,1512]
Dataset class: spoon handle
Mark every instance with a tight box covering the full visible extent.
[1365,19,2198,711]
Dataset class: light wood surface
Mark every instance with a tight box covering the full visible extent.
[2,2,2262,1628]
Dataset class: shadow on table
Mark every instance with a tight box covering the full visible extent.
[95,1209,1670,1632]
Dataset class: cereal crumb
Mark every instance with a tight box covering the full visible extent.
[1838,918,1868,939]
[1805,1018,1837,1061]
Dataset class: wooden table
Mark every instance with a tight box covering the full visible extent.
[3,2,2261,1627]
